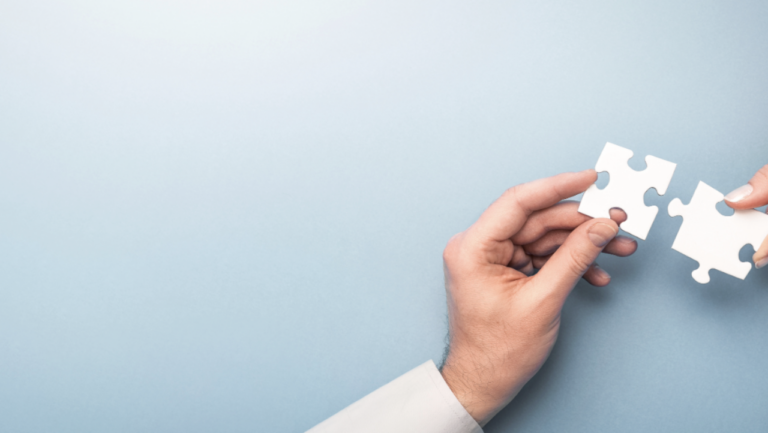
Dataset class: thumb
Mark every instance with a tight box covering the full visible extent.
[533,219,618,299]
[726,164,768,209]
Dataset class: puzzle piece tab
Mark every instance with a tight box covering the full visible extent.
[668,181,768,284]
[579,143,677,240]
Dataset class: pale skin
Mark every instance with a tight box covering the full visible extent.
[440,165,768,426]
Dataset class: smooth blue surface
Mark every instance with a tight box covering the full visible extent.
[2,1,768,432]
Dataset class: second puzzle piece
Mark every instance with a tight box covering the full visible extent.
[668,182,768,284]
[579,142,677,240]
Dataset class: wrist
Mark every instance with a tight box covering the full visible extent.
[440,356,517,427]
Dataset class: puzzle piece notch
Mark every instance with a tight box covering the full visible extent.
[668,181,768,284]
[579,142,677,240]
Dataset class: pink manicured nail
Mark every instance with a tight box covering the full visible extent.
[725,184,753,203]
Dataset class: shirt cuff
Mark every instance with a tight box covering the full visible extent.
[308,360,483,433]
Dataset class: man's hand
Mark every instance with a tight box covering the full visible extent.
[440,170,637,426]
[726,164,768,269]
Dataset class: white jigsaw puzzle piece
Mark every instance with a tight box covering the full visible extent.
[579,143,677,240]
[668,181,768,284]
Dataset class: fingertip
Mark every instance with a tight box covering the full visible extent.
[602,236,638,257]
[587,277,611,287]
[755,243,768,269]
[629,237,638,248]
[724,184,754,209]
[568,169,598,193]
[609,207,628,224]
[725,198,750,210]
[584,264,611,286]
[726,166,768,209]
[582,169,598,182]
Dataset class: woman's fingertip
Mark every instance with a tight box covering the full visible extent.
[756,256,768,270]
[725,184,753,203]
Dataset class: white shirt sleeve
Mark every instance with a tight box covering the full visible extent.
[307,360,483,433]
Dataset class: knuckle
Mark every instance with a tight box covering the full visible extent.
[443,234,463,265]
[502,184,523,204]
[504,184,528,214]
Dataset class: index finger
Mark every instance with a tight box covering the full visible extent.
[468,170,598,243]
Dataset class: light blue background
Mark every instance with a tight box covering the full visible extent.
[2,1,768,432]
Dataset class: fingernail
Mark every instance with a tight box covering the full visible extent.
[593,264,611,280]
[588,223,618,247]
[725,184,753,203]
[616,236,637,245]
[757,256,768,270]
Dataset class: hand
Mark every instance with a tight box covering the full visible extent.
[439,170,637,426]
[725,164,768,269]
